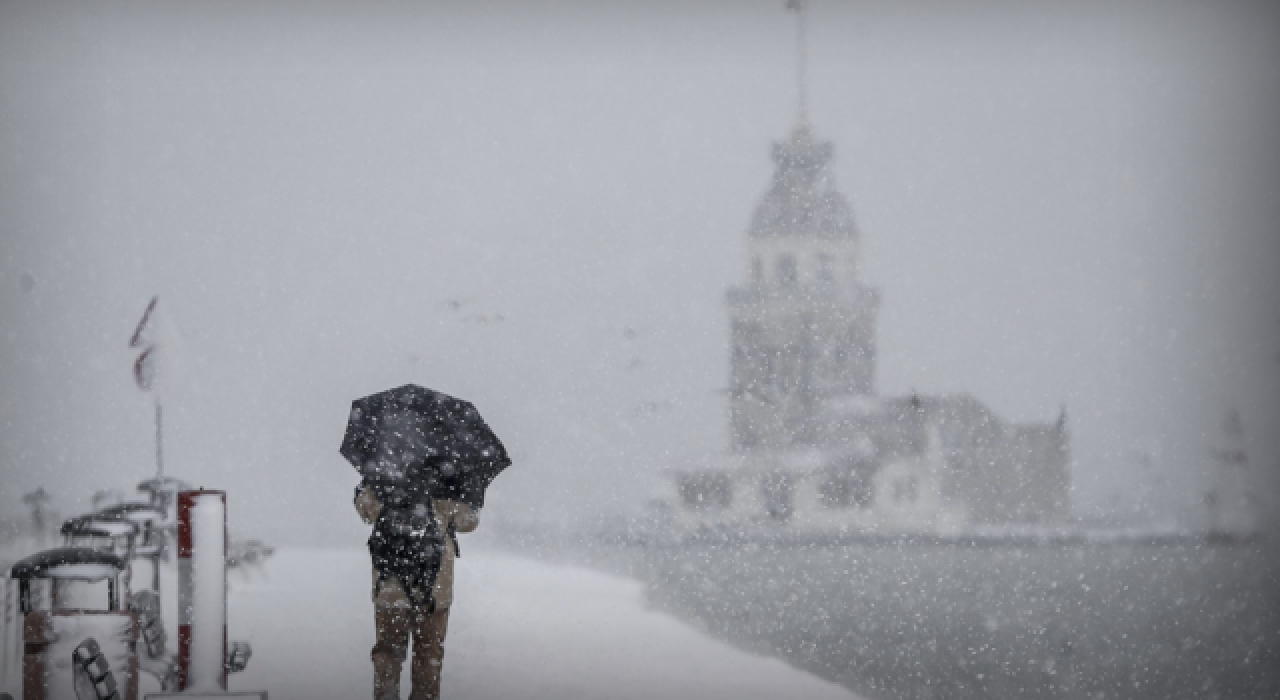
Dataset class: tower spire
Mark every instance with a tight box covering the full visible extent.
[787,0,809,130]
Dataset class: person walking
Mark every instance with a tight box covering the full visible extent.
[341,385,511,700]
[356,486,478,700]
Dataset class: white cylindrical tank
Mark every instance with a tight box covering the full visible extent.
[0,575,21,699]
[177,490,227,692]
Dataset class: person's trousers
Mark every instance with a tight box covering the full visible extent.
[372,604,451,700]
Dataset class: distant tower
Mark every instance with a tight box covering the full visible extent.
[726,1,880,451]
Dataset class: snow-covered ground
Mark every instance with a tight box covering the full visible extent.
[227,548,863,700]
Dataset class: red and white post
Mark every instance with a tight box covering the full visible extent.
[178,490,227,692]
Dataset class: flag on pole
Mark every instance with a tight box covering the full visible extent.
[130,295,178,393]
[134,346,158,391]
[130,296,159,350]
[132,296,160,391]
[131,295,171,478]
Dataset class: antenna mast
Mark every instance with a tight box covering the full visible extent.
[788,0,810,128]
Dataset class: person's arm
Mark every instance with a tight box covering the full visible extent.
[436,500,480,533]
[453,502,479,533]
[354,484,381,525]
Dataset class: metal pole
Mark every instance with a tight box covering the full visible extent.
[156,400,165,479]
[796,0,808,127]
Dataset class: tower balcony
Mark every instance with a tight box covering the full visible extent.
[725,282,880,316]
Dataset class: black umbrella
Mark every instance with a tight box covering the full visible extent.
[340,384,510,509]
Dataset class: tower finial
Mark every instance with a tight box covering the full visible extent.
[786,0,809,130]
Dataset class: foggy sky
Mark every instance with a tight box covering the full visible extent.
[2,0,1278,544]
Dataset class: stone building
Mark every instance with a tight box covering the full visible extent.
[726,123,880,451]
[669,120,1070,532]
[666,4,1069,533]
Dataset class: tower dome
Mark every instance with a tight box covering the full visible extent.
[748,124,858,240]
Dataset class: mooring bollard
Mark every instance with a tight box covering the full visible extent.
[177,490,227,693]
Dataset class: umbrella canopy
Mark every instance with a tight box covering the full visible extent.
[341,384,510,509]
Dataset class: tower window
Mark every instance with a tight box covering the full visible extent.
[816,253,834,283]
[777,254,798,288]
[893,475,920,503]
[762,473,794,521]
[819,471,873,509]
[679,473,733,510]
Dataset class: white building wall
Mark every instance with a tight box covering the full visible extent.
[789,476,873,532]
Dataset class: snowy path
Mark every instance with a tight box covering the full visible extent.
[227,548,863,700]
